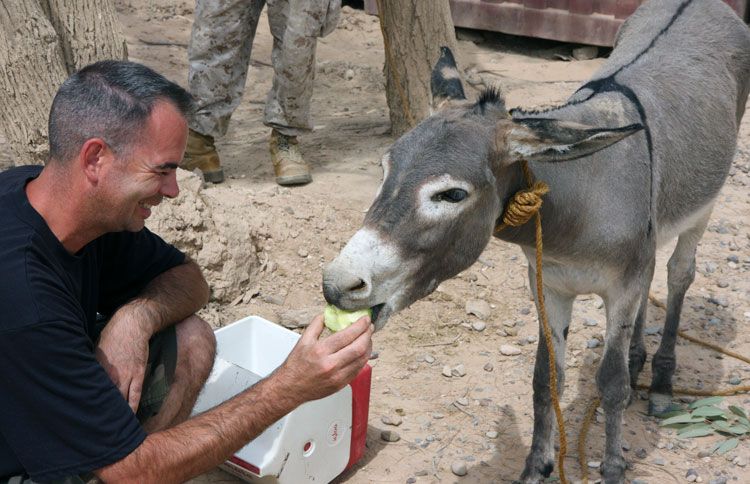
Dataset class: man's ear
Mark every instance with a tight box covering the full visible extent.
[496,117,643,164]
[79,139,111,184]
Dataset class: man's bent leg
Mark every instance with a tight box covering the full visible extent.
[140,315,216,433]
[188,0,265,138]
[264,0,318,136]
[2,318,216,483]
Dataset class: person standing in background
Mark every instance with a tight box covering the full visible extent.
[184,0,341,186]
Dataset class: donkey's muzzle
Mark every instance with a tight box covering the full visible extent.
[322,270,369,308]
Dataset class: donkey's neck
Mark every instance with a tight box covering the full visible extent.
[493,91,642,254]
[493,161,539,248]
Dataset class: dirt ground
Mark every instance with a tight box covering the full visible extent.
[114,2,750,483]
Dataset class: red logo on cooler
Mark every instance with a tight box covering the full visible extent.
[328,420,342,445]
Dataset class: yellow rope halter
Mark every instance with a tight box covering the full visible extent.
[495,162,549,232]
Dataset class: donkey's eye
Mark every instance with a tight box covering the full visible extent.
[433,188,468,203]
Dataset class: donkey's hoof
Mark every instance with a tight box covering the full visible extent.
[648,392,678,416]
[518,455,554,483]
[600,455,627,483]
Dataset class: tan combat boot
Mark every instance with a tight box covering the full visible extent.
[269,129,312,186]
[182,128,225,184]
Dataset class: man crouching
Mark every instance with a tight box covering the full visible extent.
[0,60,372,483]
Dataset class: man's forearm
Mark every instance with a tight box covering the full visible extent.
[126,258,210,335]
[96,370,301,483]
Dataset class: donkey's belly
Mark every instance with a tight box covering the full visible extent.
[655,200,715,248]
[522,247,621,297]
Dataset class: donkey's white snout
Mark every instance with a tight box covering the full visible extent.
[322,227,411,324]
[322,263,371,307]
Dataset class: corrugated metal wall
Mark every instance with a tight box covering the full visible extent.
[364,0,749,47]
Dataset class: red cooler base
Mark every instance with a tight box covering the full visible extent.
[344,363,372,471]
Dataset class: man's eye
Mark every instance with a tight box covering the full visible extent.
[432,188,468,203]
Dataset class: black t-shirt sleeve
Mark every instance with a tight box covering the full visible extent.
[97,228,185,316]
[0,317,146,481]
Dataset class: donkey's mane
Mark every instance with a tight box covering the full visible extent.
[472,87,506,115]
[510,105,565,116]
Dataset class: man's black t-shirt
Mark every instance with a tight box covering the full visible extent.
[0,166,186,481]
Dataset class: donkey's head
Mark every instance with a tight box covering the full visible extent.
[323,48,641,330]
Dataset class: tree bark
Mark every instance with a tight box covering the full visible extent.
[376,0,458,137]
[0,0,126,166]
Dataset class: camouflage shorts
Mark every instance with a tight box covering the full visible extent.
[2,326,177,484]
[136,325,177,421]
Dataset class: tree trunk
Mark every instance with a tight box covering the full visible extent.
[0,0,126,166]
[376,0,458,137]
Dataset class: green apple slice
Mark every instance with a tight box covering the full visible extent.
[323,304,372,332]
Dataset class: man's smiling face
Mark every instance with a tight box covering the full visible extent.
[101,100,187,233]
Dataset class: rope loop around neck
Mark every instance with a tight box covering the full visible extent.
[495,161,549,233]
[497,180,549,231]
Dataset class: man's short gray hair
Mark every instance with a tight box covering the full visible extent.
[48,60,194,164]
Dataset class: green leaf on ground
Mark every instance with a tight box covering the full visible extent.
[677,423,714,438]
[688,396,724,409]
[655,409,687,420]
[729,405,748,419]
[711,420,734,433]
[727,424,750,435]
[660,412,702,427]
[691,406,728,419]
[713,438,739,455]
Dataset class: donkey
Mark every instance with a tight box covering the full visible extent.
[322,0,750,482]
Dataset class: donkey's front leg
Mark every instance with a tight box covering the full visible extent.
[598,284,641,483]
[519,273,574,483]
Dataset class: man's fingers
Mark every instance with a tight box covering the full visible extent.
[113,374,129,402]
[323,315,371,353]
[337,329,374,386]
[330,321,374,370]
[128,374,144,412]
[300,314,325,343]
[117,381,130,407]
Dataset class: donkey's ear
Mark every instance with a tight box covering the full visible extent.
[430,46,467,112]
[497,118,643,164]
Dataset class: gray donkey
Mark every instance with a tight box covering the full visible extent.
[322,0,750,482]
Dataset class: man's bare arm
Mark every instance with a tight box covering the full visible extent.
[96,257,210,411]
[124,257,210,336]
[95,315,374,483]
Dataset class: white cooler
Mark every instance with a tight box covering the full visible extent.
[191,316,371,483]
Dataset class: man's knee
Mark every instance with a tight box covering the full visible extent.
[176,315,216,381]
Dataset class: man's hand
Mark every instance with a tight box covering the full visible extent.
[274,314,373,405]
[95,307,153,412]
[95,259,208,412]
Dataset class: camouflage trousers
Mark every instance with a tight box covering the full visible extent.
[188,0,341,138]
[1,327,177,484]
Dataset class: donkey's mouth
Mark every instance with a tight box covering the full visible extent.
[370,303,384,322]
[370,303,389,331]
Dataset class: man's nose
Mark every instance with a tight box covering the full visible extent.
[161,171,180,198]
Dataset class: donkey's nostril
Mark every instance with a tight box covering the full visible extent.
[350,279,367,292]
